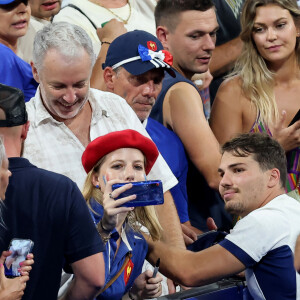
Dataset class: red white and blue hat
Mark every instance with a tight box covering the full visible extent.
[103,30,175,76]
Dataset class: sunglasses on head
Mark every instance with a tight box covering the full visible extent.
[0,0,28,10]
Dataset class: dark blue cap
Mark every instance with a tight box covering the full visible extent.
[0,0,27,4]
[103,30,174,76]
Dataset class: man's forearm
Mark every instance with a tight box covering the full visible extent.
[209,37,243,77]
[90,43,109,91]
[60,254,105,300]
[156,190,185,249]
[59,278,100,300]
[90,19,127,90]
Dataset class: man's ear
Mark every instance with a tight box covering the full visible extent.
[267,168,281,188]
[156,26,170,51]
[103,67,116,92]
[21,121,30,140]
[31,62,40,83]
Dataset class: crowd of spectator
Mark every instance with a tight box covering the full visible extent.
[0,0,300,299]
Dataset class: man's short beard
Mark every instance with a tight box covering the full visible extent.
[225,201,245,216]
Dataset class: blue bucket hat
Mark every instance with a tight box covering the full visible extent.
[103,30,175,77]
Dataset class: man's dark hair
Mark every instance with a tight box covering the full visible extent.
[155,0,214,31]
[221,133,287,188]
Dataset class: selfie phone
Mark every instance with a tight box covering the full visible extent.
[111,180,164,207]
[4,238,34,277]
[289,109,300,126]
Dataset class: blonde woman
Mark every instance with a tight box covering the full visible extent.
[210,0,300,198]
[81,129,163,300]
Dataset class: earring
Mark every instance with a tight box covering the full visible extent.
[95,185,99,189]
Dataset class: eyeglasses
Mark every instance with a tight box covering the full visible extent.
[0,0,28,11]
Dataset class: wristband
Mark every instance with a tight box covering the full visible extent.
[100,219,112,233]
[97,220,112,244]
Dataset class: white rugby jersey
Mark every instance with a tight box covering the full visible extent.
[220,194,300,299]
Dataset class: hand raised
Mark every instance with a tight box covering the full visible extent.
[272,110,300,152]
[101,179,135,231]
[97,19,127,44]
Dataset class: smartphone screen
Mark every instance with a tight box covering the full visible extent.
[4,238,34,277]
[112,180,164,207]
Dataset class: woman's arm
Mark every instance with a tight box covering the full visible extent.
[90,19,127,91]
[210,77,245,145]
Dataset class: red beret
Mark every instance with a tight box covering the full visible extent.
[82,129,159,175]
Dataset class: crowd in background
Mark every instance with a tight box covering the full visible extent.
[0,0,300,299]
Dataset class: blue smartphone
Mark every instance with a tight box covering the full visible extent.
[111,180,164,207]
[4,238,34,277]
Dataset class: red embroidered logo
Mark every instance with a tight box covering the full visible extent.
[147,41,157,51]
[124,259,134,285]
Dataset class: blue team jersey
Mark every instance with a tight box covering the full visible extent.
[89,198,148,300]
[0,44,38,102]
[145,117,189,223]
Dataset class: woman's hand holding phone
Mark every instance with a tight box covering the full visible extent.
[0,263,27,300]
[101,179,135,232]
[18,253,34,276]
[1,251,33,277]
[0,250,34,300]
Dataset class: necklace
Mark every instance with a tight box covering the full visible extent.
[90,0,131,24]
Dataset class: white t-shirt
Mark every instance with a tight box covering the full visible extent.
[53,0,157,55]
[23,88,177,191]
[220,194,300,299]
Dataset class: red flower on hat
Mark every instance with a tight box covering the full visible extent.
[147,41,157,51]
[162,50,173,66]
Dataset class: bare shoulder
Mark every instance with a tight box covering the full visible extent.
[212,75,249,115]
[162,81,205,129]
[217,75,244,101]
[211,74,256,140]
[166,81,201,105]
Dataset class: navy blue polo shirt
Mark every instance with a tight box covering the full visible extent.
[0,158,104,300]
